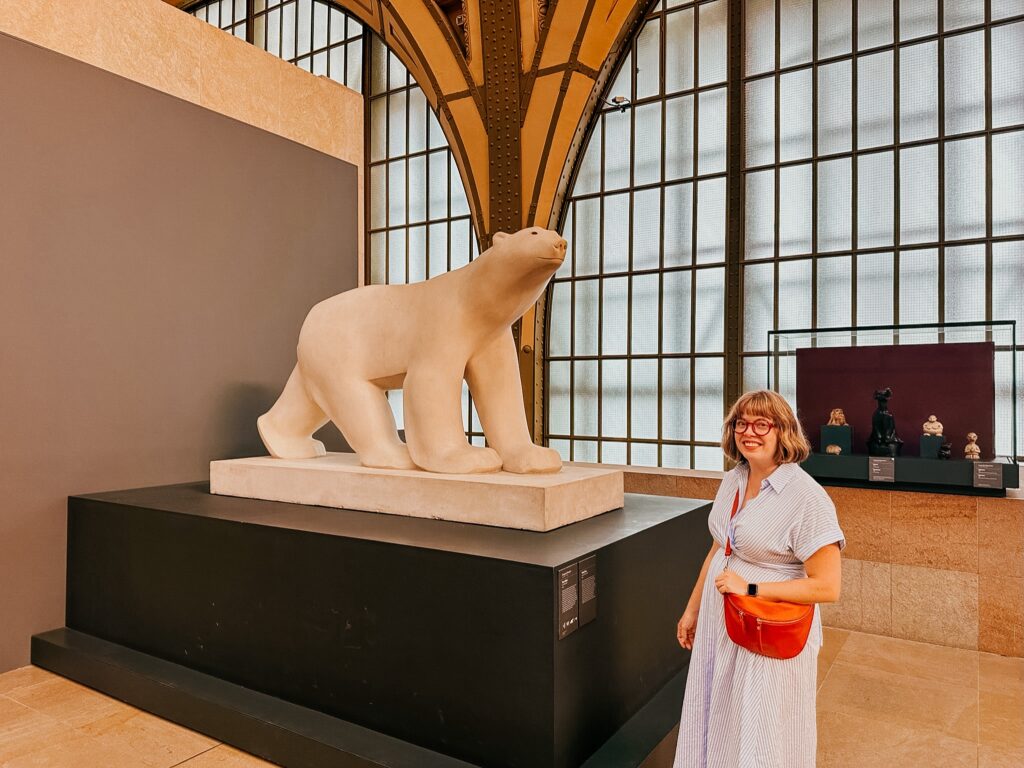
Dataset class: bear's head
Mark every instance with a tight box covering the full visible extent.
[491,227,567,271]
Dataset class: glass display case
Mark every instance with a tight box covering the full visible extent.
[769,321,1019,495]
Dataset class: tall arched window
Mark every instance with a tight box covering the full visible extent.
[548,0,1024,465]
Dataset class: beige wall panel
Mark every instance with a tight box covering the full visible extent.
[199,22,283,135]
[533,71,595,225]
[577,0,635,71]
[520,73,564,218]
[445,96,490,228]
[538,0,587,69]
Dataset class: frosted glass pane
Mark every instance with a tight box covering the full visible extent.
[994,351,1015,457]
[778,259,812,331]
[899,144,939,244]
[450,219,471,269]
[428,108,446,149]
[698,0,728,85]
[856,252,895,328]
[370,94,387,163]
[388,91,407,156]
[387,229,405,284]
[944,0,984,30]
[745,78,775,167]
[574,121,602,196]
[407,155,426,224]
[602,277,629,355]
[779,163,812,257]
[817,255,853,329]
[945,31,985,136]
[329,8,345,44]
[858,151,895,248]
[370,232,386,285]
[296,0,311,56]
[992,242,1024,329]
[818,61,853,155]
[900,0,938,39]
[858,0,894,49]
[779,69,813,162]
[428,151,448,220]
[573,361,599,436]
[575,198,600,276]
[743,262,774,351]
[899,41,938,142]
[745,170,775,260]
[345,40,362,92]
[635,19,661,100]
[548,282,571,357]
[666,8,695,93]
[819,0,853,58]
[631,442,659,467]
[549,438,570,461]
[602,441,628,465]
[944,137,986,240]
[665,95,695,180]
[632,274,660,355]
[858,52,894,149]
[698,88,727,174]
[745,0,775,76]
[695,268,725,353]
[388,51,407,90]
[780,0,813,67]
[601,360,628,438]
[449,157,470,216]
[695,447,724,471]
[603,193,630,273]
[370,164,386,229]
[898,250,939,333]
[313,0,327,50]
[662,444,692,469]
[817,158,853,253]
[407,226,426,284]
[944,245,986,323]
[369,36,387,96]
[993,23,1024,128]
[631,359,659,440]
[604,110,632,190]
[743,355,769,392]
[281,2,295,59]
[993,130,1024,236]
[664,183,694,267]
[427,222,447,278]
[558,207,573,278]
[993,0,1024,20]
[694,357,724,441]
[574,279,599,356]
[662,357,691,441]
[407,89,427,154]
[633,188,662,271]
[574,440,598,462]
[696,177,726,264]
[387,160,406,226]
[663,270,692,353]
[608,50,631,99]
[635,102,663,186]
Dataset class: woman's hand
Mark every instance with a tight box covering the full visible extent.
[714,568,747,596]
[676,608,699,650]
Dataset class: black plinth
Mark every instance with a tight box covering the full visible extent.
[39,483,712,768]
[803,454,1019,495]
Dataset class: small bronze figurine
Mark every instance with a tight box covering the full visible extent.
[964,432,981,461]
[825,444,842,455]
[827,409,847,427]
[938,442,952,460]
[867,387,903,457]
[922,415,943,436]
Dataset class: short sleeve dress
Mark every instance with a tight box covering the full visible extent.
[673,462,845,768]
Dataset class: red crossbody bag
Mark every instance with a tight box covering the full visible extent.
[722,489,813,660]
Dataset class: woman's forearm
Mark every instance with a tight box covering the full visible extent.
[686,543,720,612]
[755,576,839,605]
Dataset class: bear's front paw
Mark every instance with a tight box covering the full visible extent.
[501,445,562,474]
[415,445,503,474]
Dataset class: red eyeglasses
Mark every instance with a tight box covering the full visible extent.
[733,419,775,436]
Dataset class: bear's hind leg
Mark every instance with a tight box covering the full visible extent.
[314,379,417,470]
[258,364,329,459]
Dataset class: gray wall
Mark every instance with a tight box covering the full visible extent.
[0,32,358,671]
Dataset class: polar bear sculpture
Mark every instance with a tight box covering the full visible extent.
[257,227,566,475]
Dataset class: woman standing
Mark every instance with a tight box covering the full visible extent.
[673,390,844,768]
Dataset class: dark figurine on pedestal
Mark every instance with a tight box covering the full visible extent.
[938,442,952,460]
[867,387,903,457]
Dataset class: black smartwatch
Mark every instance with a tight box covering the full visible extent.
[747,582,759,597]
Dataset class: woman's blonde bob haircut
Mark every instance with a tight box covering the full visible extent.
[722,389,811,465]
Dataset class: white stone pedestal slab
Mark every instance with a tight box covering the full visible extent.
[209,453,624,531]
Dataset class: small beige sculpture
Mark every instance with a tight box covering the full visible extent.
[258,227,566,475]
[964,432,981,461]
[922,415,943,436]
[827,409,847,426]
[825,444,842,455]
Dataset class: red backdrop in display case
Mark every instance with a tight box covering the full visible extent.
[795,342,996,458]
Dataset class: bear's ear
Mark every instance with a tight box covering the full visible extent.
[492,231,510,244]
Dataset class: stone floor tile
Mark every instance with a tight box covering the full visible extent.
[817,710,978,768]
[4,677,129,729]
[0,668,56,697]
[174,744,280,767]
[81,706,219,767]
[835,631,979,688]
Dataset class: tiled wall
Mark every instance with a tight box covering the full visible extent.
[613,465,1024,658]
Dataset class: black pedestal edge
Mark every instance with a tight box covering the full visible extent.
[31,628,686,768]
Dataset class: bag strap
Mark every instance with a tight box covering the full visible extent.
[724,489,741,558]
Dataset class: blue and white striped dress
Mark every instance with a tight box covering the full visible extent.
[673,462,845,768]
